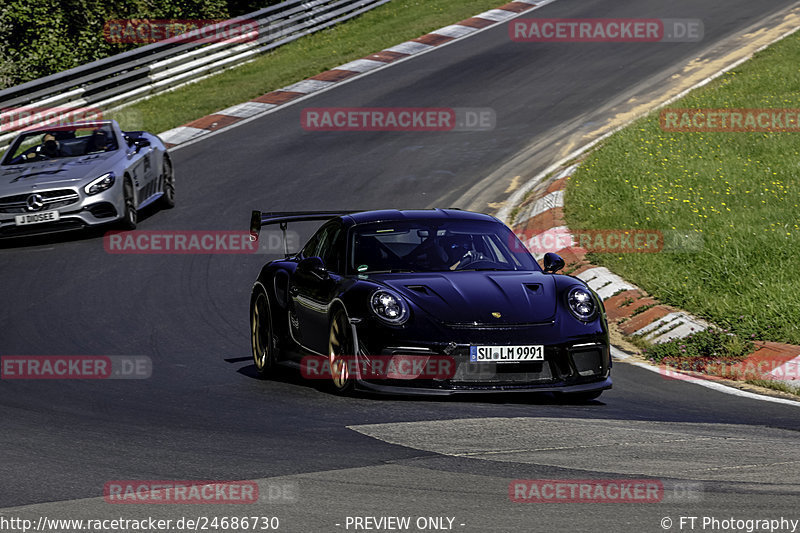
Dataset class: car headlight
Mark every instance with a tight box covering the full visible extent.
[85,172,115,195]
[370,289,409,325]
[567,286,596,321]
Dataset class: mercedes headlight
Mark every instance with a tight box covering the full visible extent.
[370,289,409,325]
[567,286,596,321]
[85,172,115,195]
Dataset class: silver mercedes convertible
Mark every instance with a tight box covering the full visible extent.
[0,120,174,237]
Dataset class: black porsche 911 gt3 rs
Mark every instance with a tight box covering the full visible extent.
[248,208,611,400]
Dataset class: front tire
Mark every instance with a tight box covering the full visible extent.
[251,288,276,378]
[120,178,137,230]
[159,154,175,209]
[328,309,355,394]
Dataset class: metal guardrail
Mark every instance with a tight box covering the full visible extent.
[0,0,392,148]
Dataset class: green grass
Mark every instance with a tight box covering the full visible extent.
[640,327,754,363]
[746,379,800,397]
[108,0,506,133]
[565,32,800,345]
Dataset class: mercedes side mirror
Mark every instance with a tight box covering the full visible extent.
[134,138,150,152]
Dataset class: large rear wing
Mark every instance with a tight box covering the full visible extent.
[249,210,361,256]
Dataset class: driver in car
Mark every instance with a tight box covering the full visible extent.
[405,232,489,271]
[26,133,60,160]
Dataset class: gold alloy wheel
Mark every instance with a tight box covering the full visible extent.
[328,310,354,392]
[251,291,271,375]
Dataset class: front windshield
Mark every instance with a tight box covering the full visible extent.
[349,219,540,274]
[1,124,118,165]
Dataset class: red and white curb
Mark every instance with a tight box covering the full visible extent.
[158,0,556,148]
[508,159,800,394]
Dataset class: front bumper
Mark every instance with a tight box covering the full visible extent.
[349,340,611,395]
[357,376,612,396]
[0,186,124,237]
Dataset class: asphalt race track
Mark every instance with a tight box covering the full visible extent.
[1,0,799,531]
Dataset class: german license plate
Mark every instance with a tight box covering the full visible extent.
[469,345,544,363]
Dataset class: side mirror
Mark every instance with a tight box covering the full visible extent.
[297,256,327,278]
[542,252,565,274]
[134,138,151,152]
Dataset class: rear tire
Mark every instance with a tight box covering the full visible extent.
[251,288,276,378]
